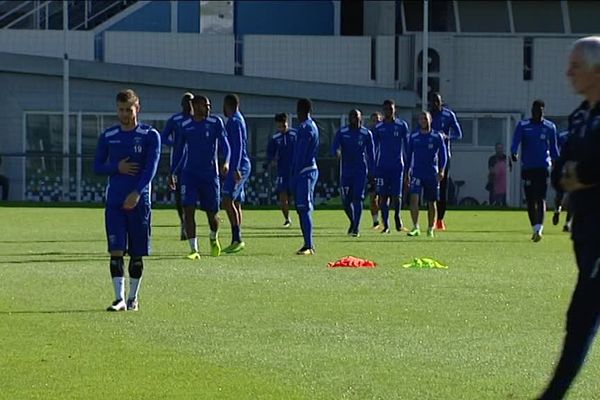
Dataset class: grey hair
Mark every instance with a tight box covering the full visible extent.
[572,36,600,69]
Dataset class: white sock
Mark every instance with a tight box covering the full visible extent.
[538,225,544,234]
[129,278,141,301]
[188,238,198,252]
[112,277,125,301]
[414,224,420,230]
[209,230,217,240]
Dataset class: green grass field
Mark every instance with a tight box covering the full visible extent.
[0,207,598,399]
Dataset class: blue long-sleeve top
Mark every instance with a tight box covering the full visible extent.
[331,125,375,176]
[372,118,410,172]
[161,111,191,171]
[292,118,319,177]
[171,116,231,178]
[94,123,161,207]
[510,118,559,171]
[431,106,462,158]
[266,129,297,178]
[225,111,251,173]
[406,130,448,178]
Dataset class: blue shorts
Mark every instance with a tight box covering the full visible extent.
[222,168,251,203]
[340,171,367,202]
[105,203,151,257]
[409,175,440,202]
[181,173,220,212]
[376,168,403,197]
[294,169,318,212]
[276,175,292,195]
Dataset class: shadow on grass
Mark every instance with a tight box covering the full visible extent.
[0,309,106,315]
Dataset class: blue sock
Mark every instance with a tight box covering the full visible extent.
[232,225,241,243]
[393,198,401,218]
[352,200,362,232]
[299,210,313,249]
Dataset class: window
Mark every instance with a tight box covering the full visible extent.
[512,1,563,33]
[401,0,456,32]
[458,1,510,32]
[456,117,474,145]
[477,118,505,147]
[568,1,600,33]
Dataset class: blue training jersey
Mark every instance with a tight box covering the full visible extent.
[557,130,569,150]
[94,123,161,207]
[292,118,319,177]
[331,125,375,175]
[372,118,410,171]
[407,130,448,178]
[226,111,251,173]
[266,129,297,178]
[161,111,191,170]
[431,106,462,158]
[510,118,559,171]
[171,116,231,178]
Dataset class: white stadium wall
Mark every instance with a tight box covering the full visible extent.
[243,35,373,86]
[103,32,235,75]
[0,29,94,61]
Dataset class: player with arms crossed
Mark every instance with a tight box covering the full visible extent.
[405,111,447,238]
[292,98,319,255]
[331,109,375,237]
[265,113,297,227]
[372,99,410,234]
[222,94,251,254]
[94,89,161,312]
[170,95,231,260]
[510,99,559,242]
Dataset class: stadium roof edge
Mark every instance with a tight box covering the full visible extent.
[0,52,418,107]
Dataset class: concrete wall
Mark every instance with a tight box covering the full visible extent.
[0,30,94,60]
[103,32,235,74]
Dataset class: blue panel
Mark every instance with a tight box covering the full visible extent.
[235,0,333,35]
[178,1,200,33]
[107,2,171,32]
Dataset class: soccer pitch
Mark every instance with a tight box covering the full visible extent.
[0,207,598,399]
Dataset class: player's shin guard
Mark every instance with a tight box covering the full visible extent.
[109,256,125,301]
[128,257,143,301]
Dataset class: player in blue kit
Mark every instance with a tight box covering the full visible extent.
[430,92,462,231]
[170,95,231,260]
[331,109,375,237]
[372,99,410,234]
[292,98,319,255]
[405,111,447,238]
[537,35,600,400]
[367,112,383,229]
[511,99,559,242]
[161,92,193,241]
[94,89,161,312]
[265,113,297,227]
[222,94,251,254]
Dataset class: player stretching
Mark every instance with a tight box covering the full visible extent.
[331,109,375,237]
[292,98,319,255]
[222,94,251,254]
[170,95,231,260]
[511,100,559,242]
[161,92,193,240]
[94,89,161,311]
[405,111,447,238]
[265,113,297,227]
[373,99,410,234]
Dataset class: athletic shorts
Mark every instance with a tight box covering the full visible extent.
[409,174,440,202]
[376,167,403,198]
[294,169,318,212]
[340,171,367,202]
[105,202,151,256]
[276,174,292,195]
[181,173,220,212]
[522,168,549,201]
[222,168,251,203]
